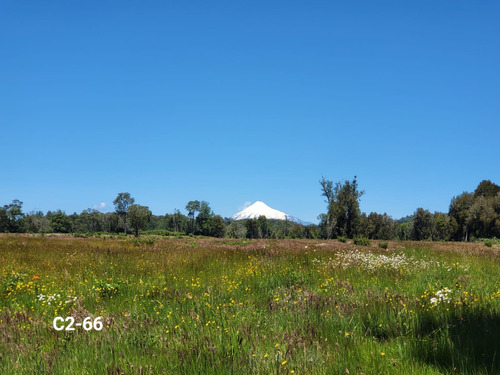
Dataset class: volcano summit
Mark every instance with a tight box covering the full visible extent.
[231,201,311,225]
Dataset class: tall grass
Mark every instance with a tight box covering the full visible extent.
[0,236,499,374]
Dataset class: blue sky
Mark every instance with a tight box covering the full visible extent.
[1,1,499,223]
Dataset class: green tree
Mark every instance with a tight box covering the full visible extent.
[208,215,226,238]
[0,200,25,233]
[0,207,8,232]
[185,200,200,234]
[78,209,103,233]
[226,221,247,238]
[397,222,412,240]
[258,215,269,238]
[195,201,213,235]
[49,210,73,233]
[24,211,50,233]
[433,212,452,241]
[165,209,188,233]
[113,193,135,234]
[245,219,259,239]
[411,208,434,241]
[320,176,364,238]
[319,178,336,239]
[474,180,500,198]
[469,196,497,239]
[128,204,152,237]
[449,192,474,241]
[365,212,396,240]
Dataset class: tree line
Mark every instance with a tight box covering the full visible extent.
[318,177,500,241]
[1,179,499,241]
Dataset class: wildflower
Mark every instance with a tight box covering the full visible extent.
[380,352,385,356]
[33,276,40,280]
[282,360,287,365]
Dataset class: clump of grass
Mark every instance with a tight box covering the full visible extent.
[378,242,388,249]
[337,236,347,243]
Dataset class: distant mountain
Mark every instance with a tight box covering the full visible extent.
[232,201,312,226]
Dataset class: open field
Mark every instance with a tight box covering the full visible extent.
[1,235,499,374]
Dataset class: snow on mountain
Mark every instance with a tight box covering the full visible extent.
[231,201,312,226]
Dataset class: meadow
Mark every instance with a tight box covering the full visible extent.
[0,235,499,374]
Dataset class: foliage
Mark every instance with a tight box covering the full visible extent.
[449,181,500,240]
[185,200,200,234]
[113,192,135,234]
[353,236,370,246]
[208,215,226,238]
[48,210,73,233]
[412,208,434,241]
[245,218,260,239]
[320,176,364,238]
[226,221,247,238]
[360,212,396,240]
[128,204,152,237]
[257,215,269,239]
[0,200,25,233]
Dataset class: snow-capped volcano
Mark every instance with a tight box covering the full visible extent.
[232,201,311,225]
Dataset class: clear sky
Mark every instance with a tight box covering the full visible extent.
[1,1,499,223]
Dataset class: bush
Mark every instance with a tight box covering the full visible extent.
[337,236,347,243]
[378,242,388,249]
[484,240,493,247]
[354,237,370,246]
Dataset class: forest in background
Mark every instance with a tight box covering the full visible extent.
[1,179,499,242]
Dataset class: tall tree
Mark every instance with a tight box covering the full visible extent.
[113,193,135,234]
[449,192,474,241]
[319,177,336,238]
[195,201,213,235]
[208,215,226,238]
[433,212,453,241]
[411,208,434,241]
[49,210,73,233]
[366,212,396,240]
[185,200,200,234]
[258,215,269,238]
[1,200,25,232]
[128,204,152,237]
[474,180,500,198]
[245,219,259,239]
[321,176,364,238]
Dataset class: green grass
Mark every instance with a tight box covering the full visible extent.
[0,235,499,374]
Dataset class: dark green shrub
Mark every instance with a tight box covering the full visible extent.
[354,237,370,246]
[337,236,347,243]
[378,242,388,249]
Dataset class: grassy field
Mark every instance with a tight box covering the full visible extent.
[1,235,499,374]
